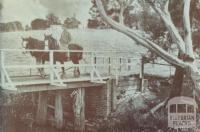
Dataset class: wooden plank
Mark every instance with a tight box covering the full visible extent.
[13,80,50,86]
[106,79,111,116]
[5,64,115,69]
[36,92,48,125]
[0,51,5,87]
[17,81,105,93]
[5,64,50,69]
[55,91,64,129]
[111,79,117,111]
[12,75,110,86]
[73,88,85,132]
[50,51,54,84]
[139,57,145,92]
[0,48,143,54]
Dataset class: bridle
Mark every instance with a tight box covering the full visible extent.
[21,37,29,54]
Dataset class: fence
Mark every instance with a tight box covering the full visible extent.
[0,49,142,91]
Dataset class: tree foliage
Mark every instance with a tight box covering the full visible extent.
[46,13,61,25]
[135,0,200,59]
[63,16,81,29]
[88,0,135,28]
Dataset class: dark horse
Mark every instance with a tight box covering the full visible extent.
[44,34,83,77]
[22,36,83,78]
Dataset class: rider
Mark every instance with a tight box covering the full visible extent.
[45,25,72,50]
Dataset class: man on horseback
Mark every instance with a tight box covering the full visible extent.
[45,25,72,50]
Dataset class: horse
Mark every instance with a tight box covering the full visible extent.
[22,37,47,77]
[44,34,83,77]
[21,36,69,78]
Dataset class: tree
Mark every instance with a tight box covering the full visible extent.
[114,0,135,24]
[63,16,81,29]
[95,0,200,102]
[46,13,61,25]
[31,19,50,30]
[88,0,135,28]
[88,0,110,28]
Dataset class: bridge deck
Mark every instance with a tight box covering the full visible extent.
[3,72,137,93]
[10,73,109,86]
[16,81,106,93]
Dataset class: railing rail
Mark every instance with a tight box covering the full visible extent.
[0,48,145,54]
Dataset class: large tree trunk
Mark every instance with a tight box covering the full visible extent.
[170,53,185,98]
[186,64,200,99]
[170,66,184,98]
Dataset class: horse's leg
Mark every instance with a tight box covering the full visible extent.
[37,58,45,78]
[73,61,80,78]
[36,59,42,76]
[61,61,65,74]
[40,59,46,78]
[71,54,80,78]
[61,61,66,79]
[41,60,44,72]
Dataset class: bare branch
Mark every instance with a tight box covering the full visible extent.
[95,0,187,68]
[183,0,194,58]
[147,0,186,54]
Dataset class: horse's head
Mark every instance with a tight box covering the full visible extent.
[21,37,30,49]
[22,37,34,54]
[22,36,34,54]
[22,36,42,51]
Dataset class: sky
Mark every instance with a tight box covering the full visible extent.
[0,0,91,27]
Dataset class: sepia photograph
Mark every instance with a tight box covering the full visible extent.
[0,0,200,132]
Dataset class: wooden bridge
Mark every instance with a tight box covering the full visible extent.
[0,49,142,93]
[1,49,169,131]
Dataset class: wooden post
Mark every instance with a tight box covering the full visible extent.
[119,58,122,72]
[29,68,32,76]
[50,50,54,84]
[0,51,5,87]
[94,56,97,69]
[128,58,131,71]
[55,91,64,129]
[73,88,85,132]
[36,92,48,125]
[139,57,145,92]
[108,57,111,74]
[111,79,117,111]
[106,79,111,116]
[91,52,94,81]
[31,92,36,106]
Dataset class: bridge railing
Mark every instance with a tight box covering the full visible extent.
[0,49,142,90]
